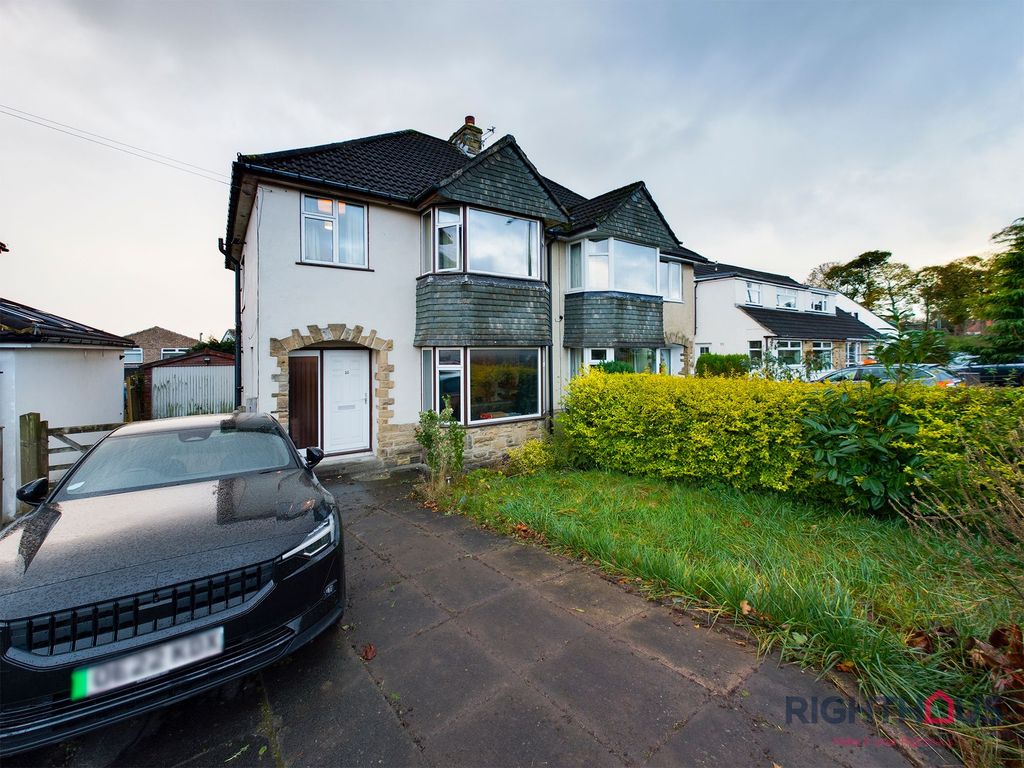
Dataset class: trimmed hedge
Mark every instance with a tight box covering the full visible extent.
[694,353,749,378]
[559,370,1024,507]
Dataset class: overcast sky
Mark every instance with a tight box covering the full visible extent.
[1,0,1021,338]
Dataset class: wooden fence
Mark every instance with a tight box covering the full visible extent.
[17,412,121,515]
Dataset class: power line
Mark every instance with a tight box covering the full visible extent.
[0,105,229,185]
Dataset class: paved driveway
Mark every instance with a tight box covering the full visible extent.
[13,474,945,768]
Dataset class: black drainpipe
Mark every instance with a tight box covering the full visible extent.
[219,237,243,409]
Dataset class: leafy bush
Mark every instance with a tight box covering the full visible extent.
[694,353,749,378]
[414,397,465,497]
[801,385,922,513]
[504,438,556,476]
[591,360,633,374]
[559,370,1024,511]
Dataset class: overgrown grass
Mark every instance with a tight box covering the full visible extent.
[449,469,1023,765]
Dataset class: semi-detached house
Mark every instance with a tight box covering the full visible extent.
[222,116,707,465]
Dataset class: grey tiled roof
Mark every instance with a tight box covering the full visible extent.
[240,130,472,203]
[741,306,880,340]
[542,177,588,209]
[694,261,806,288]
[0,297,135,347]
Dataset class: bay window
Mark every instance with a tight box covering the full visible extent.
[436,207,462,271]
[660,260,683,302]
[467,209,540,278]
[777,288,798,310]
[301,195,367,267]
[421,346,542,424]
[419,211,432,274]
[568,238,659,295]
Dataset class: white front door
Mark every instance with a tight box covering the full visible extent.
[323,349,370,453]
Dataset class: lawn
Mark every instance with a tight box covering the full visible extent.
[450,469,1022,762]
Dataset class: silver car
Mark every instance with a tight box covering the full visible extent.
[815,364,963,387]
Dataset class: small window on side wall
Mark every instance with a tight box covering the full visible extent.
[660,261,683,302]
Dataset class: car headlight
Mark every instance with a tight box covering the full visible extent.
[281,513,338,562]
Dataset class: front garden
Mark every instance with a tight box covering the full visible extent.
[419,371,1024,767]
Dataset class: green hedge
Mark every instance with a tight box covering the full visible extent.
[694,353,749,377]
[559,371,1024,510]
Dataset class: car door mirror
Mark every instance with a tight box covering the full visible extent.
[305,447,324,468]
[16,477,49,505]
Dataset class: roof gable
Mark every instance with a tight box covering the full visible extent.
[563,182,678,250]
[430,137,568,224]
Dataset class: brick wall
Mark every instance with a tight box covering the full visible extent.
[126,327,199,364]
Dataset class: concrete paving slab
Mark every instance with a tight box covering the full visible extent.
[533,570,648,628]
[408,554,514,612]
[457,589,588,669]
[477,540,583,584]
[528,634,709,762]
[615,609,759,694]
[420,683,625,768]
[362,622,509,737]
[347,580,450,653]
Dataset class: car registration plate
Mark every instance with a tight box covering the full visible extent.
[70,626,224,701]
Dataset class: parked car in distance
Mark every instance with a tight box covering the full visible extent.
[814,364,964,387]
[948,361,1024,387]
[0,413,344,756]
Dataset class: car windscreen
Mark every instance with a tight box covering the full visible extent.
[57,425,297,498]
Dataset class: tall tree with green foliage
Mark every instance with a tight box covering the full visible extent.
[916,255,987,333]
[823,250,891,306]
[823,251,919,327]
[980,217,1024,362]
[805,261,841,290]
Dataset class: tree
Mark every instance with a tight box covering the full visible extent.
[188,332,235,354]
[823,251,920,327]
[805,261,841,289]
[979,217,1024,362]
[916,256,987,333]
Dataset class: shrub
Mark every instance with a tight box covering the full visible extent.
[559,370,1024,511]
[591,360,634,374]
[694,353,749,377]
[414,397,465,498]
[504,438,556,476]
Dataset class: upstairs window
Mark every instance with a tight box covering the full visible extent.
[436,207,462,272]
[569,238,658,295]
[810,293,829,312]
[301,195,367,267]
[419,211,433,274]
[660,260,683,302]
[777,288,798,310]
[467,209,540,278]
[745,281,762,305]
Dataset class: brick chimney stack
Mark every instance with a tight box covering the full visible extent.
[448,115,483,156]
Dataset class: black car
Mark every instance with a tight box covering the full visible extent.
[0,413,344,756]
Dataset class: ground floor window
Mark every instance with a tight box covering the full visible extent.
[846,341,862,366]
[569,347,680,375]
[811,341,833,367]
[748,340,763,364]
[697,344,711,357]
[421,346,542,424]
[775,340,802,366]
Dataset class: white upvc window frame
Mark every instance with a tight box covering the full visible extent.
[811,340,833,366]
[748,340,763,363]
[419,210,433,275]
[434,347,464,421]
[566,238,660,295]
[745,281,762,305]
[697,343,712,357]
[809,292,830,313]
[776,287,798,310]
[659,259,683,302]
[160,347,190,360]
[774,339,803,365]
[434,206,463,273]
[846,340,862,366]
[466,207,542,280]
[467,346,543,425]
[123,347,144,364]
[300,194,368,268]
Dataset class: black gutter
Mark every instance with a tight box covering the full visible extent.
[219,237,243,409]
[546,238,555,433]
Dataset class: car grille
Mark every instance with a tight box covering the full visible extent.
[7,560,276,657]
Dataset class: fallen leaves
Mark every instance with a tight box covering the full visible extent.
[511,521,546,544]
[360,643,377,662]
[835,660,856,674]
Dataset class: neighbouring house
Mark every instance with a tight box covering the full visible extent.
[122,326,199,371]
[137,349,236,420]
[222,116,707,466]
[0,297,134,520]
[694,262,896,375]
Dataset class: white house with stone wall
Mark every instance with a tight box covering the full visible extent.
[222,117,709,467]
[694,262,896,375]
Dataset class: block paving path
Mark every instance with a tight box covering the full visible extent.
[14,474,954,768]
